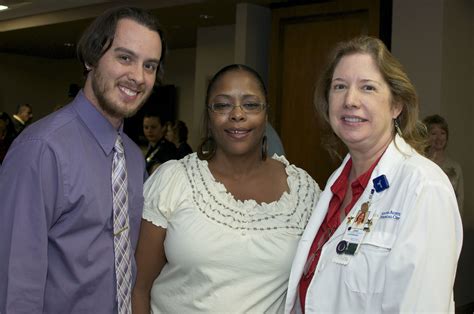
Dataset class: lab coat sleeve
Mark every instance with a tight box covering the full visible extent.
[456,165,464,216]
[382,180,462,313]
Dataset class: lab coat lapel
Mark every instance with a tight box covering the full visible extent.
[326,135,412,246]
[286,155,350,311]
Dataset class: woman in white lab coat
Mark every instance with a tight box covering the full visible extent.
[285,36,463,313]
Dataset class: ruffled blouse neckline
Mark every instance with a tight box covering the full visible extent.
[179,153,318,234]
[199,154,297,211]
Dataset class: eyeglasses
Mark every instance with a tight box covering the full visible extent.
[208,102,266,114]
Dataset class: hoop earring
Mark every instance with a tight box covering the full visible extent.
[197,136,216,160]
[394,118,403,136]
[261,135,268,161]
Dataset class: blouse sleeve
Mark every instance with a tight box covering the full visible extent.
[142,159,188,228]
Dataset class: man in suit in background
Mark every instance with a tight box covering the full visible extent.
[11,103,33,134]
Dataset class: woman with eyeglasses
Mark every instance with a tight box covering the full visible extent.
[132,64,321,313]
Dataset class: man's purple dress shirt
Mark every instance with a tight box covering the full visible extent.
[0,91,146,313]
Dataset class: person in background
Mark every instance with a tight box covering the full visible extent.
[0,112,16,164]
[165,119,193,159]
[0,6,166,313]
[423,114,464,213]
[143,112,177,174]
[132,64,321,313]
[286,36,462,313]
[12,103,33,134]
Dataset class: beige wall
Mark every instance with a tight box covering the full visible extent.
[191,24,235,149]
[440,0,474,225]
[392,0,474,307]
[392,0,445,116]
[393,0,473,213]
[162,47,196,148]
[393,0,473,227]
[234,3,271,86]
[441,0,474,307]
[0,53,82,120]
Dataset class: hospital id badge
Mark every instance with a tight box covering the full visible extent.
[334,224,367,262]
[343,227,366,244]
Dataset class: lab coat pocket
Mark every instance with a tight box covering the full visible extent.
[343,231,395,294]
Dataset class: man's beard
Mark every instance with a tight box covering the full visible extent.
[91,70,150,120]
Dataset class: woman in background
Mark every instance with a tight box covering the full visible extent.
[165,120,193,159]
[286,36,462,313]
[142,112,177,174]
[423,114,464,213]
[132,64,320,313]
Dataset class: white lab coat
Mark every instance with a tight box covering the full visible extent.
[285,135,463,313]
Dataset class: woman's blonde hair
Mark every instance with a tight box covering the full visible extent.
[314,36,427,159]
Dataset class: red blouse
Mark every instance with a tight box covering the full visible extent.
[298,158,379,311]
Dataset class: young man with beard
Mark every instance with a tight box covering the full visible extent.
[0,7,166,313]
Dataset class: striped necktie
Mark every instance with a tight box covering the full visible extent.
[112,135,132,314]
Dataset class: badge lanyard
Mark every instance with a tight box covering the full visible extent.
[333,175,389,265]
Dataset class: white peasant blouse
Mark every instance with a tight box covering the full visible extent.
[142,153,320,313]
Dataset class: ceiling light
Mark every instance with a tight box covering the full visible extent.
[0,5,9,11]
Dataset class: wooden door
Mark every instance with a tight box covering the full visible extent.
[269,0,382,186]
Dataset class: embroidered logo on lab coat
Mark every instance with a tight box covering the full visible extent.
[380,210,401,220]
